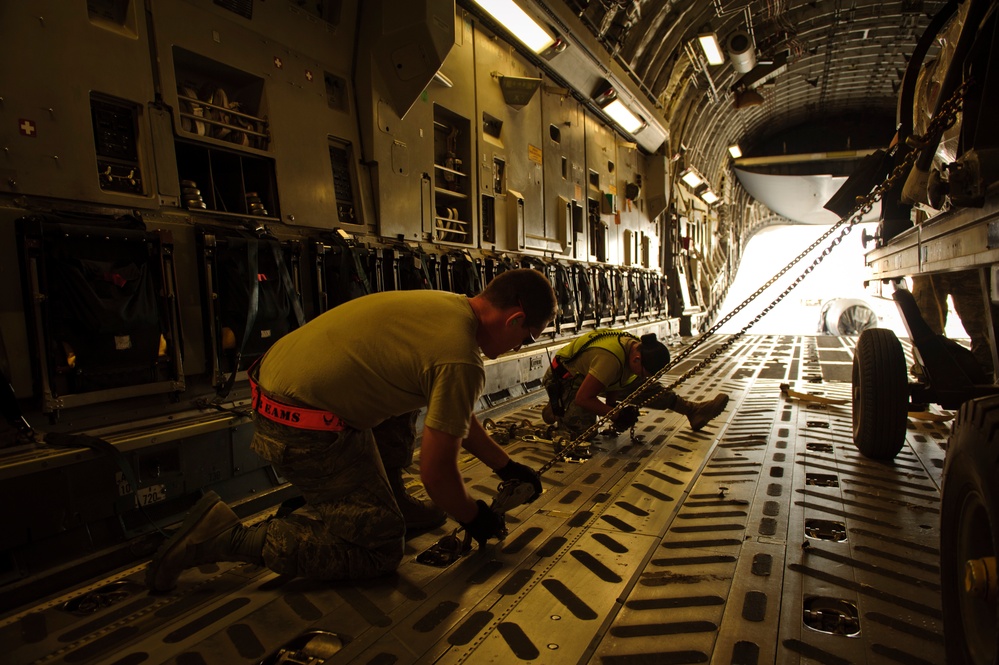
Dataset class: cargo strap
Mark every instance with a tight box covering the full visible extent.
[44,432,169,538]
[219,238,259,399]
[330,231,372,297]
[217,237,305,400]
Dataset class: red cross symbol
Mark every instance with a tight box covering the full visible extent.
[273,56,283,69]
[305,70,313,82]
[19,119,37,137]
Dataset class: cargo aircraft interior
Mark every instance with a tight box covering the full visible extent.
[1,1,998,664]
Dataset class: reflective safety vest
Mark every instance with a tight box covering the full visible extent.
[554,330,639,392]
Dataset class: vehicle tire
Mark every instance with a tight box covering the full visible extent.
[941,395,999,665]
[852,328,908,459]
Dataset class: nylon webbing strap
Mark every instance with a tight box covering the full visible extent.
[416,249,435,288]
[270,242,305,327]
[0,367,33,441]
[217,239,259,399]
[333,234,371,296]
[352,248,372,295]
[44,432,169,538]
[453,253,481,294]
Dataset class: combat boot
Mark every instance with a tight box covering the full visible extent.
[387,469,447,531]
[673,394,729,431]
[146,491,267,593]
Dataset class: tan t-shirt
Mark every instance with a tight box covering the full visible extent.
[258,290,483,437]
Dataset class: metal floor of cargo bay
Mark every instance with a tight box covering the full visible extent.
[0,334,951,665]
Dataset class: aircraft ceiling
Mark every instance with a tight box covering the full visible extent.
[548,0,950,203]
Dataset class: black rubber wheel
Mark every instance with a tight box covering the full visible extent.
[852,328,908,459]
[941,396,999,665]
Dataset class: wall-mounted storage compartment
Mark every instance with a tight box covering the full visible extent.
[392,245,439,291]
[171,47,278,220]
[90,94,145,195]
[592,265,614,325]
[550,261,578,334]
[627,270,646,319]
[432,105,473,245]
[574,263,597,329]
[17,216,184,413]
[328,137,362,226]
[197,226,305,390]
[175,141,278,219]
[612,268,629,323]
[438,251,483,297]
[173,47,269,151]
[313,232,376,314]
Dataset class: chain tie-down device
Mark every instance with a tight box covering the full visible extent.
[416,82,970,568]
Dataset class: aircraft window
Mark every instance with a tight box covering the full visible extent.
[608,161,615,173]
[561,157,568,179]
[549,124,561,143]
[589,170,599,188]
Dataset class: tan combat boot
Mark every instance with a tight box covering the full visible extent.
[674,393,730,431]
[146,491,266,592]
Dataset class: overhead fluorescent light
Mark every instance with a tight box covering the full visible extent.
[697,31,725,66]
[728,144,742,158]
[602,99,645,134]
[701,190,720,204]
[681,168,704,189]
[473,0,555,54]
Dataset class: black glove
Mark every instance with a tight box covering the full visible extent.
[496,460,542,503]
[459,500,506,545]
[611,404,640,432]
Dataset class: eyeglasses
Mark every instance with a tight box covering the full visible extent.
[517,299,536,347]
[521,328,537,347]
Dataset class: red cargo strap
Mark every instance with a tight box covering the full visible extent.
[249,374,346,432]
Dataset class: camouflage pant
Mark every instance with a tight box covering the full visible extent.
[542,368,680,437]
[250,411,418,580]
[911,272,994,374]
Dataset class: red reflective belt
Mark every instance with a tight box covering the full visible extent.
[249,375,346,432]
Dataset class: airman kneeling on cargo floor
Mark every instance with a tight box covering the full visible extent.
[541,330,729,438]
[146,269,556,592]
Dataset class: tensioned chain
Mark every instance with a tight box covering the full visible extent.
[538,79,970,476]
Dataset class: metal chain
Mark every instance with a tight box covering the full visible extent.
[538,79,970,476]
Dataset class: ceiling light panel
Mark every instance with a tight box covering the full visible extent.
[473,0,555,53]
[698,32,725,66]
[602,99,645,134]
